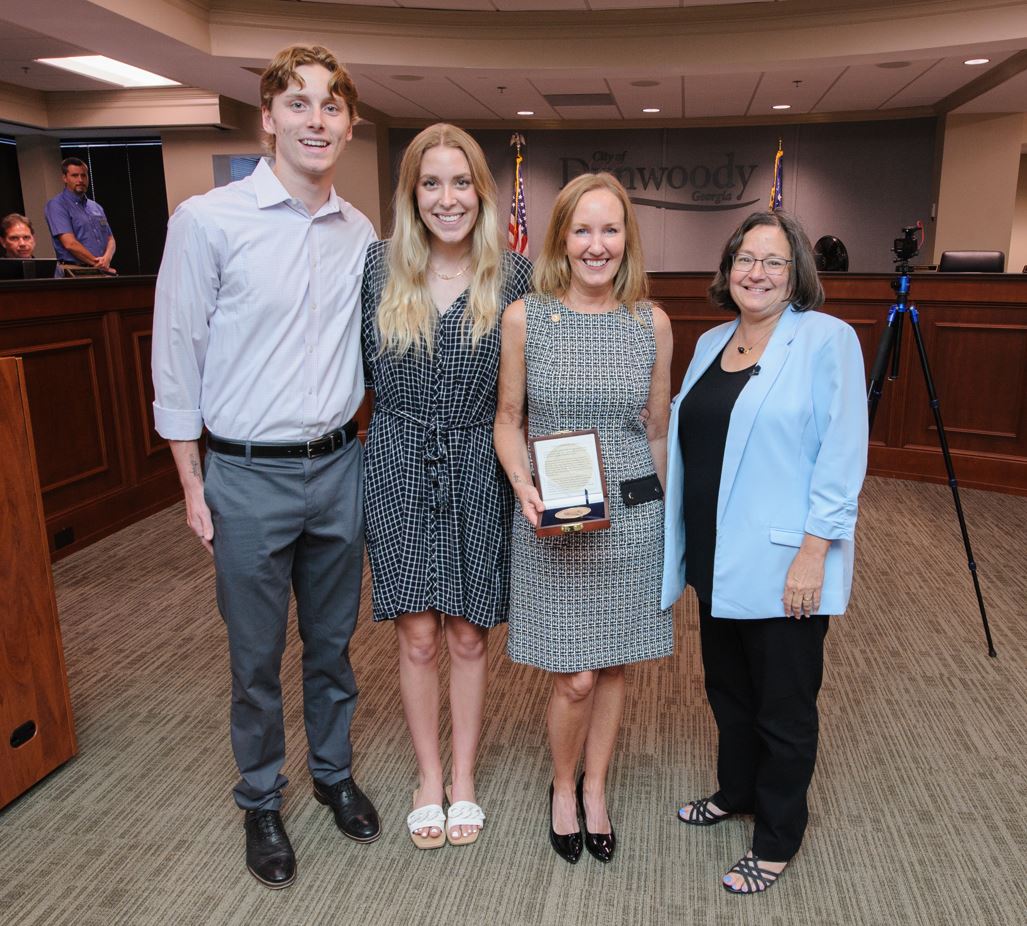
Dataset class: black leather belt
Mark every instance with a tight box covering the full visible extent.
[207,420,357,459]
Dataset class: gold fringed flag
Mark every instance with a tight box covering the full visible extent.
[768,139,783,211]
[508,133,528,254]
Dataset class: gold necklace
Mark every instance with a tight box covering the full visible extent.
[734,326,774,355]
[429,262,469,281]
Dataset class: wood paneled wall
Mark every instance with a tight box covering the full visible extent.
[2,271,1024,565]
[651,272,1027,496]
[0,277,181,560]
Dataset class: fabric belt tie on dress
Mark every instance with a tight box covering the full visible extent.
[206,419,358,459]
[376,406,492,512]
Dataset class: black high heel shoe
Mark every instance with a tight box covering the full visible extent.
[548,782,582,864]
[577,773,616,863]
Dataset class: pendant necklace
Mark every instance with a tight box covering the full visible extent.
[735,326,773,355]
[429,263,469,281]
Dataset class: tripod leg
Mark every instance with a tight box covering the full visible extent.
[906,308,996,657]
[867,306,901,434]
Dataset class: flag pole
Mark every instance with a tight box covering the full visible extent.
[508,133,528,254]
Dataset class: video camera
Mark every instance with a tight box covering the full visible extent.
[892,225,920,263]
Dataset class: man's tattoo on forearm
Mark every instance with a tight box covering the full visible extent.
[189,455,201,480]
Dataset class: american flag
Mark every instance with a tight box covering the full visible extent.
[508,134,528,254]
[768,140,783,211]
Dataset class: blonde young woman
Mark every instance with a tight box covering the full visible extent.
[361,124,532,848]
[494,172,673,865]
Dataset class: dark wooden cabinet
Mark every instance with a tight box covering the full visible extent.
[0,277,181,560]
[0,357,77,809]
[0,272,1023,573]
[652,272,1027,495]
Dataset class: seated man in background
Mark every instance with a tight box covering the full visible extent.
[44,158,116,272]
[1,213,36,258]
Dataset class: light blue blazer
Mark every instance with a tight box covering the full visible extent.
[660,307,868,618]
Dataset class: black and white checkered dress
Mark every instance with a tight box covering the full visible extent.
[507,293,674,672]
[361,240,533,626]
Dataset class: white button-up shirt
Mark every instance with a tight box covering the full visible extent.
[151,158,375,442]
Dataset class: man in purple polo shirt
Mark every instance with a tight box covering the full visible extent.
[44,157,116,271]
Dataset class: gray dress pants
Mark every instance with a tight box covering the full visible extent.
[204,439,364,811]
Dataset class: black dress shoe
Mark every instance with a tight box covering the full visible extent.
[577,774,616,863]
[313,777,381,843]
[244,809,296,889]
[548,782,582,864]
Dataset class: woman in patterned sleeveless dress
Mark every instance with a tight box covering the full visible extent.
[361,125,532,849]
[494,172,673,864]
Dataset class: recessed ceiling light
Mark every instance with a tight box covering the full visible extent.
[391,74,424,82]
[35,55,180,88]
[631,80,660,88]
[772,104,791,110]
[964,58,990,66]
[517,110,535,116]
[642,107,660,113]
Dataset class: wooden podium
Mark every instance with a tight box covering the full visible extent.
[0,356,77,809]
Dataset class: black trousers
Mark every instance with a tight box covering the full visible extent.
[698,600,829,861]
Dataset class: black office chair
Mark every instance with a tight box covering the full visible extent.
[813,235,849,271]
[937,250,1005,272]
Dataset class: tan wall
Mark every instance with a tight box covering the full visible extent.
[1010,154,1027,274]
[340,122,382,233]
[160,123,267,215]
[933,113,1025,265]
[15,135,65,259]
[161,107,382,233]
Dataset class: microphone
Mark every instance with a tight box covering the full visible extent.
[750,364,761,377]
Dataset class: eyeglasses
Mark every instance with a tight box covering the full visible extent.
[731,254,792,276]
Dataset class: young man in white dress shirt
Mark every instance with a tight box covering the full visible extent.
[151,45,379,889]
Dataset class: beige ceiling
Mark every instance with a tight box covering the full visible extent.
[1,0,1026,133]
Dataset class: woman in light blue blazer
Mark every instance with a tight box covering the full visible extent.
[663,211,867,895]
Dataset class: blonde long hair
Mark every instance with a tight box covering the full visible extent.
[532,171,649,315]
[377,124,504,355]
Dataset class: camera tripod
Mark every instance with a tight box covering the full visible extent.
[866,260,996,657]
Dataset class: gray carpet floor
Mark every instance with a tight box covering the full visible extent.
[1,476,1025,926]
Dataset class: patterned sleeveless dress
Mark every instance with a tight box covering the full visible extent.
[361,241,533,627]
[507,293,673,672]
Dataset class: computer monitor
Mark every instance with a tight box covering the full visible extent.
[0,258,60,280]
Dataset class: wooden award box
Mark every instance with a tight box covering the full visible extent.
[528,428,611,537]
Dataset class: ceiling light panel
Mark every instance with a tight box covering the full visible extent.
[491,0,587,10]
[885,51,1013,108]
[684,72,760,118]
[531,76,610,96]
[814,59,935,112]
[35,55,180,88]
[748,65,845,116]
[399,0,495,8]
[609,76,681,119]
[344,68,440,119]
[588,0,676,9]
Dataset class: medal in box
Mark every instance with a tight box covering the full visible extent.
[527,428,610,537]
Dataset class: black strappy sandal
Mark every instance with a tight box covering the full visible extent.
[676,797,731,827]
[721,853,784,894]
